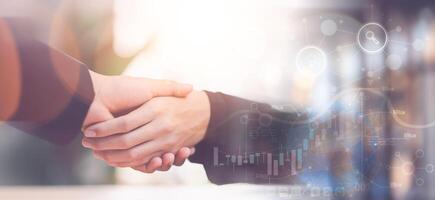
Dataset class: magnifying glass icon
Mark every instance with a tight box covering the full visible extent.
[365,31,380,45]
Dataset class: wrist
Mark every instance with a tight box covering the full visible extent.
[190,90,211,145]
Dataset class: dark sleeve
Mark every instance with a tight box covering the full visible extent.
[0,18,94,145]
[189,91,309,185]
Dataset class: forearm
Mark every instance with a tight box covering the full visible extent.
[0,18,94,144]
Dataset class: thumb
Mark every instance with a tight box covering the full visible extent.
[174,147,193,166]
[82,99,114,130]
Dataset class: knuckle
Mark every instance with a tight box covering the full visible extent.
[163,139,177,150]
[161,126,172,134]
[160,120,175,133]
[126,149,140,160]
[119,117,131,132]
[118,136,132,149]
[162,143,172,151]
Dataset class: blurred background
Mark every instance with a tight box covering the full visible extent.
[0,0,434,199]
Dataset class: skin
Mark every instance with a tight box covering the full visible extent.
[84,71,196,171]
[84,71,193,126]
[82,90,211,173]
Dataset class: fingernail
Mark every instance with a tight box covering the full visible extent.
[84,130,96,137]
[82,139,91,148]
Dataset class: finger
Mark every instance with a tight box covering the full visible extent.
[128,158,163,173]
[82,100,114,130]
[93,139,162,163]
[145,157,163,173]
[92,151,105,161]
[108,162,139,168]
[174,147,191,166]
[159,153,175,171]
[101,77,191,115]
[106,151,163,168]
[189,147,196,156]
[83,104,156,138]
[132,165,147,173]
[131,156,163,174]
[147,79,193,98]
[82,121,160,150]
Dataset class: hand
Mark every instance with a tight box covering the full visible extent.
[83,71,193,171]
[82,91,211,171]
[132,147,195,173]
[83,71,193,127]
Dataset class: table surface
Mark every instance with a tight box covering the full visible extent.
[0,185,283,200]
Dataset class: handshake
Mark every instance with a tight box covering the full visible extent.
[81,71,211,173]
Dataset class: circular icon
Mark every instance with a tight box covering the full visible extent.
[240,115,249,125]
[321,19,337,36]
[259,114,273,127]
[426,164,434,173]
[416,149,425,158]
[357,22,388,53]
[416,178,425,186]
[402,162,415,175]
[295,46,327,76]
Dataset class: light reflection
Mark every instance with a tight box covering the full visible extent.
[0,19,22,122]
